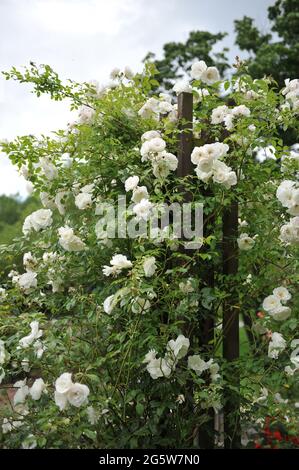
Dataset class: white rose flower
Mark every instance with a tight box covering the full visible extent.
[78,105,95,123]
[273,286,292,302]
[103,294,115,314]
[190,60,207,79]
[54,190,68,215]
[279,219,299,244]
[262,295,282,313]
[131,297,151,314]
[2,418,13,434]
[224,113,235,130]
[21,358,30,372]
[195,167,213,182]
[173,80,192,95]
[80,183,94,194]
[141,130,161,142]
[42,251,58,264]
[152,156,177,179]
[211,105,230,124]
[131,186,149,203]
[237,233,255,251]
[29,378,46,400]
[54,375,90,409]
[188,355,212,375]
[269,305,291,321]
[55,372,73,394]
[0,340,8,364]
[212,160,231,184]
[143,257,157,277]
[58,226,86,252]
[102,265,119,277]
[125,176,139,192]
[239,219,249,227]
[179,278,195,293]
[111,254,132,269]
[167,335,190,360]
[146,358,172,379]
[191,146,208,164]
[148,137,166,153]
[200,66,220,85]
[16,272,38,292]
[102,254,132,277]
[191,142,229,164]
[75,192,93,210]
[23,209,53,235]
[159,93,172,103]
[20,164,29,179]
[19,321,43,348]
[40,191,56,210]
[255,387,269,403]
[268,332,286,359]
[0,287,6,300]
[60,152,73,168]
[23,252,37,272]
[143,349,157,364]
[133,199,153,221]
[87,406,100,425]
[232,105,251,117]
[276,180,296,208]
[209,362,220,382]
[124,66,134,79]
[67,383,90,407]
[110,67,120,79]
[176,394,185,404]
[33,340,45,359]
[138,98,160,119]
[140,141,152,161]
[54,391,68,411]
[161,152,178,170]
[39,157,58,180]
[22,435,37,450]
[223,171,237,189]
[13,379,29,405]
[168,105,178,122]
[158,100,173,114]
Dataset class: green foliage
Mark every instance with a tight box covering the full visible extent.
[234,0,299,86]
[0,195,40,281]
[144,31,229,91]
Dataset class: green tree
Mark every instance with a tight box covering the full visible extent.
[144,30,229,91]
[0,194,40,281]
[234,0,299,86]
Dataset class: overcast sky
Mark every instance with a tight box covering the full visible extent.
[0,0,275,198]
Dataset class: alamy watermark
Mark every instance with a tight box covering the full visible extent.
[95,196,203,249]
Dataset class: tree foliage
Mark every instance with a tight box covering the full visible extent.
[234,0,299,86]
[144,31,229,91]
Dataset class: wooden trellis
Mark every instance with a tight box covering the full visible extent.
[176,92,241,449]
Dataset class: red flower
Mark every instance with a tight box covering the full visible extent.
[273,431,283,441]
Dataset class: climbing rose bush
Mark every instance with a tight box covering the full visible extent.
[0,60,298,448]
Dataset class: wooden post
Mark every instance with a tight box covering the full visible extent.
[198,188,215,449]
[222,200,241,448]
[177,92,193,179]
[177,92,215,448]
